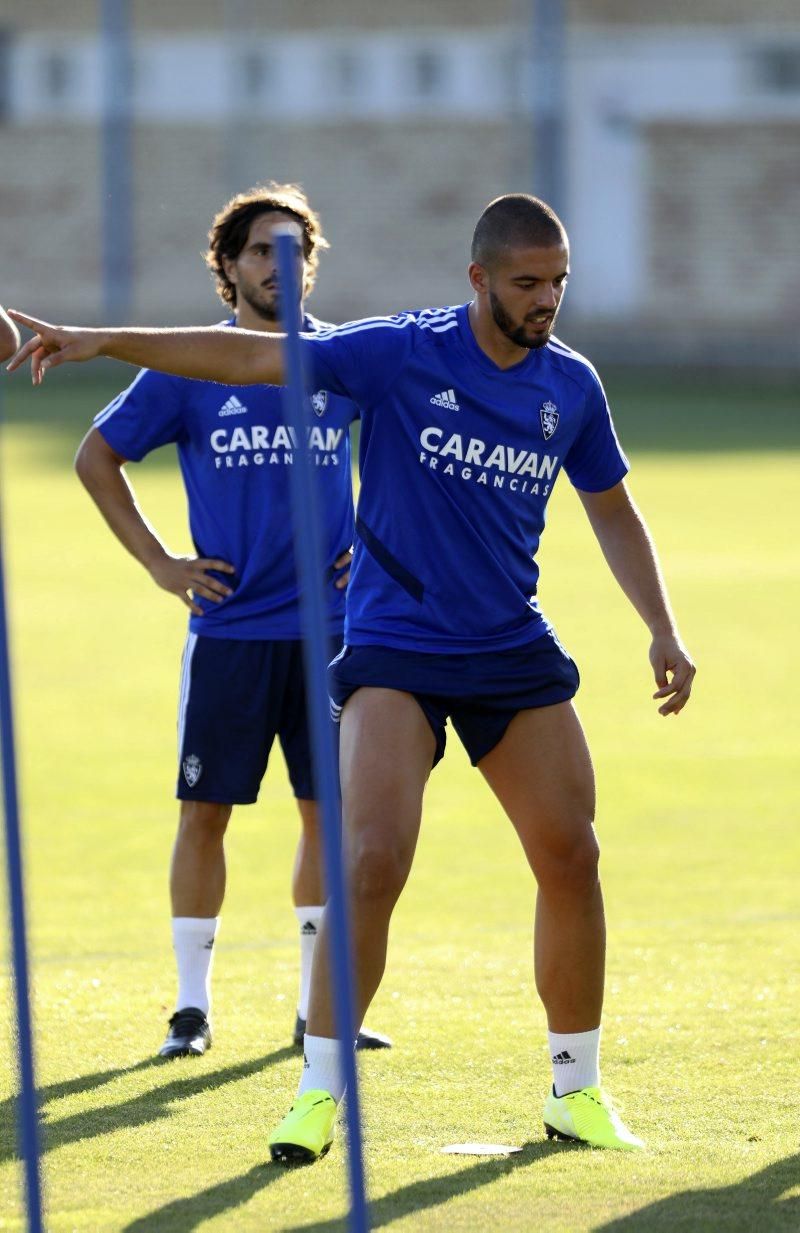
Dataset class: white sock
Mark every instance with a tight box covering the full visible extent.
[172,916,219,1017]
[548,1026,602,1096]
[297,1033,347,1102]
[294,905,324,1020]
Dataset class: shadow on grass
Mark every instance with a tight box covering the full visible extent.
[0,1046,295,1166]
[594,1150,800,1231]
[122,1162,284,1232]
[284,1138,577,1232]
[0,1056,161,1159]
[126,1136,572,1233]
[604,370,800,455]
[4,1056,159,1112]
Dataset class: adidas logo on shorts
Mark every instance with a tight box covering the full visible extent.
[430,388,460,411]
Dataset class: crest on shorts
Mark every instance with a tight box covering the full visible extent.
[540,400,559,441]
[311,390,328,417]
[182,754,202,788]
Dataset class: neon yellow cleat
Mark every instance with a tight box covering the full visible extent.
[269,1090,337,1164]
[543,1086,645,1151]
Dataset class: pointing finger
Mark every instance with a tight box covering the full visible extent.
[7,310,50,332]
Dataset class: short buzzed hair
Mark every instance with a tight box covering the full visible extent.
[471,194,566,270]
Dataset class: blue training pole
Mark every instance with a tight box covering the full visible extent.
[275,226,369,1233]
[0,386,44,1233]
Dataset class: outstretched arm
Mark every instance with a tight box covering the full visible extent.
[6,311,285,387]
[578,479,696,716]
[0,305,20,363]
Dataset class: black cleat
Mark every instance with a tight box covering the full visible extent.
[292,1012,392,1051]
[158,1007,212,1059]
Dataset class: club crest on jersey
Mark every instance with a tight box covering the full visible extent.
[182,755,202,788]
[311,390,328,417]
[540,401,559,441]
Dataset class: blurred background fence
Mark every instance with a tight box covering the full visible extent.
[1,0,799,366]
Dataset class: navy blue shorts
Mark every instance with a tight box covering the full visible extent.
[328,629,580,768]
[177,634,340,804]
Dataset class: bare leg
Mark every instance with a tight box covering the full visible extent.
[170,800,232,917]
[306,688,435,1038]
[478,702,604,1032]
[292,799,324,907]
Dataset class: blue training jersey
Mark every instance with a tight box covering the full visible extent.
[302,303,628,654]
[95,315,358,640]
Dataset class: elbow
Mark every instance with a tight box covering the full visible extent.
[73,438,92,487]
[74,428,121,491]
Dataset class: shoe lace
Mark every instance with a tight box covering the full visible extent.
[573,1087,620,1115]
[168,1008,207,1034]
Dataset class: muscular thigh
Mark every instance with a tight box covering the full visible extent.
[478,701,596,867]
[339,688,436,865]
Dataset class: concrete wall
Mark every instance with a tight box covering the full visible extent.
[2,2,799,363]
[131,121,518,326]
[648,122,800,321]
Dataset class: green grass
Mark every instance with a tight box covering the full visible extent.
[1,371,799,1231]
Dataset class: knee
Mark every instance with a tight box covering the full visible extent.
[178,801,231,846]
[348,840,409,906]
[535,825,600,897]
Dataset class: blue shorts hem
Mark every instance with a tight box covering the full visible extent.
[175,788,259,806]
[328,632,580,768]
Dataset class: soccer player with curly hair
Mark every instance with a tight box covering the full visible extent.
[47,185,390,1059]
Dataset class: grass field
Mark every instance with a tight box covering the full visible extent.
[1,368,799,1231]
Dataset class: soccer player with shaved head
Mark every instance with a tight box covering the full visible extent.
[9,192,695,1152]
[51,185,390,1059]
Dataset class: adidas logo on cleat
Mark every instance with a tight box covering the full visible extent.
[430,388,460,411]
[219,394,248,417]
[552,1050,576,1064]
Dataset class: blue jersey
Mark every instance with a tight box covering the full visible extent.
[95,316,358,640]
[302,303,628,654]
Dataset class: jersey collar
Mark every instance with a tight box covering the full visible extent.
[456,302,542,377]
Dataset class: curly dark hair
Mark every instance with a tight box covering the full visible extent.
[205,182,329,307]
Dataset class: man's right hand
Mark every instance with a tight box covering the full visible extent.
[148,554,236,617]
[7,310,286,387]
[6,312,107,384]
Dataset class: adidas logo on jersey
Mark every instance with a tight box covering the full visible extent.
[219,394,248,417]
[430,388,460,411]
